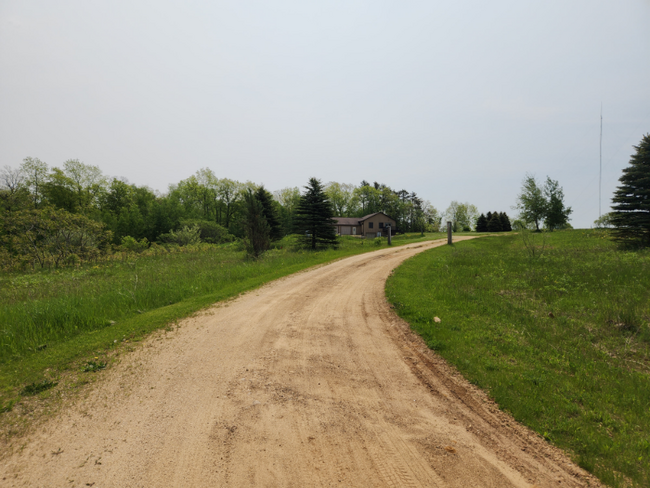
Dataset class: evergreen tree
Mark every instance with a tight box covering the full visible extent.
[293,177,338,249]
[487,212,503,232]
[254,186,283,241]
[486,211,493,222]
[476,213,488,232]
[242,189,270,257]
[611,133,650,245]
[499,212,512,232]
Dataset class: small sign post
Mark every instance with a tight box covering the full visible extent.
[447,221,452,245]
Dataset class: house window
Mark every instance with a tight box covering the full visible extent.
[369,222,374,229]
[379,222,384,228]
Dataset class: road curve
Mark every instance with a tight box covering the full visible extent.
[1,238,601,487]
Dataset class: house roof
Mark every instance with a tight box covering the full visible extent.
[359,212,395,222]
[333,212,396,226]
[333,217,360,226]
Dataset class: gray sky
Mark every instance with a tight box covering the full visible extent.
[1,0,649,228]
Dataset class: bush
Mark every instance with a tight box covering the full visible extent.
[158,225,201,246]
[120,236,149,253]
[179,219,235,244]
[373,237,383,246]
[1,206,112,269]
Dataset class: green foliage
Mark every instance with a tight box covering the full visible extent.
[242,189,271,258]
[179,219,234,244]
[516,174,571,231]
[255,186,282,241]
[594,212,615,229]
[544,177,572,230]
[499,212,512,231]
[516,174,547,231]
[373,237,382,246]
[20,379,58,396]
[487,212,503,232]
[387,231,650,487]
[120,236,149,253]
[158,225,202,246]
[82,360,107,372]
[293,177,338,249]
[445,201,478,232]
[476,213,488,232]
[1,206,112,269]
[611,133,650,246]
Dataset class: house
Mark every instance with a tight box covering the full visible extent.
[333,212,396,238]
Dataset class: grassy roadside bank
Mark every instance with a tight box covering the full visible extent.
[386,230,650,487]
[0,232,456,432]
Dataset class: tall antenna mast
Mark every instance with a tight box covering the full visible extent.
[599,103,603,218]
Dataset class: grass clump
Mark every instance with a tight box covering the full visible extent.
[386,230,650,487]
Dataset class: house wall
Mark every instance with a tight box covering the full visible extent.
[362,214,396,237]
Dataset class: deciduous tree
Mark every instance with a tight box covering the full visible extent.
[516,174,547,231]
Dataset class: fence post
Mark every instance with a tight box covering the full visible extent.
[447,221,452,245]
[387,225,392,245]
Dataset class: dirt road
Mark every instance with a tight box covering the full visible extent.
[1,238,601,487]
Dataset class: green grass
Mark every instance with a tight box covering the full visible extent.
[0,232,452,419]
[386,230,650,487]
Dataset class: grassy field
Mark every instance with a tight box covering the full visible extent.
[386,230,650,487]
[0,232,449,423]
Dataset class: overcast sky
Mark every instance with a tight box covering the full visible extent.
[1,1,649,228]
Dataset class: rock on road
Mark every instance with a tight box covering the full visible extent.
[1,238,601,487]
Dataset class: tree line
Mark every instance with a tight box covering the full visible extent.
[0,158,441,267]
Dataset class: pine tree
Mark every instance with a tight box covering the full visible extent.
[486,211,492,222]
[293,177,338,249]
[254,186,283,241]
[499,212,512,232]
[242,189,270,257]
[487,212,502,232]
[611,133,650,245]
[476,213,488,232]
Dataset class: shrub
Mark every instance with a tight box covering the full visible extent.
[120,236,149,253]
[158,225,201,246]
[179,219,235,244]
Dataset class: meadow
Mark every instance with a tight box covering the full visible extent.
[0,232,445,419]
[386,230,650,487]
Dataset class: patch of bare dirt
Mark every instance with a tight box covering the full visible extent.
[0,238,602,487]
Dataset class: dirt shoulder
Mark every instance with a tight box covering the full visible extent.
[0,238,602,487]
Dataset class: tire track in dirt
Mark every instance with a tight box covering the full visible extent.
[0,238,602,487]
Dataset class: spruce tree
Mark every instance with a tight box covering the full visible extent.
[293,177,338,249]
[254,186,283,241]
[611,133,650,245]
[486,211,492,222]
[499,212,512,232]
[487,212,502,232]
[476,213,488,232]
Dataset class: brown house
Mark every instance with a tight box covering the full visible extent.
[333,212,396,238]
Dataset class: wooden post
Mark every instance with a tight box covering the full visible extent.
[387,225,392,245]
[447,221,452,245]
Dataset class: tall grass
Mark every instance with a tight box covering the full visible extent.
[386,230,650,487]
[0,233,446,414]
